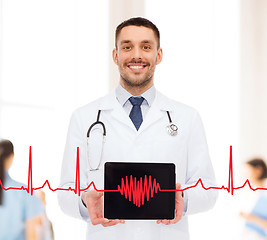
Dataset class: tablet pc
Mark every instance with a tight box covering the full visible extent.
[104,162,175,220]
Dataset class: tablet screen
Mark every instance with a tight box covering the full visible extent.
[104,162,175,220]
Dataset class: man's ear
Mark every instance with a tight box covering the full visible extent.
[112,48,118,65]
[156,48,163,65]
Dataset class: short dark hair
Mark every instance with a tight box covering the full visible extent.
[246,158,267,180]
[115,17,160,49]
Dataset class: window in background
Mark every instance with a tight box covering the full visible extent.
[145,0,240,239]
[0,0,109,239]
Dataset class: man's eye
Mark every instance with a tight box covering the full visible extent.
[143,46,151,50]
[123,46,131,50]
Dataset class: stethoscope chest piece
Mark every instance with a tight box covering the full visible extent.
[166,111,178,136]
[166,124,178,136]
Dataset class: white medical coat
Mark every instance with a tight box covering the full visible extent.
[58,90,218,240]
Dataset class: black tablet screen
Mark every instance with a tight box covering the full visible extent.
[104,162,175,220]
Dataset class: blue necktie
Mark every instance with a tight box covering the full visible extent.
[129,97,144,130]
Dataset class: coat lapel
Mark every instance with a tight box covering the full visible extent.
[137,91,174,135]
[98,90,136,131]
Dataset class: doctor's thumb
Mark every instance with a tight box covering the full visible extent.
[96,191,103,198]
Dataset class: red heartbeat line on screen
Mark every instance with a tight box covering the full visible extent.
[118,175,161,207]
[1,146,267,200]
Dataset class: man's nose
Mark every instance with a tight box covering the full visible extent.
[131,47,142,60]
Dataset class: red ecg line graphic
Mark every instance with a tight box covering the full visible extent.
[1,145,267,203]
[118,175,161,207]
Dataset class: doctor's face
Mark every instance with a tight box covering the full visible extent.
[113,26,162,91]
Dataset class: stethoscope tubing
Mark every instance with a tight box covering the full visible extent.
[87,110,106,138]
[86,110,177,171]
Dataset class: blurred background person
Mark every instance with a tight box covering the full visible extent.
[240,158,267,239]
[0,139,44,240]
[36,190,54,240]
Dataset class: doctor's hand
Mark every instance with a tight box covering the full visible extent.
[156,183,184,225]
[82,190,125,227]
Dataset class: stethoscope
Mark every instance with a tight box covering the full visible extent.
[87,110,178,171]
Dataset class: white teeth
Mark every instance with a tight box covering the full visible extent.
[129,66,144,69]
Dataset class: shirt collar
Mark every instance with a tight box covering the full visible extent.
[115,84,156,107]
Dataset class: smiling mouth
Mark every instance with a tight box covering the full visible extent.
[128,64,147,71]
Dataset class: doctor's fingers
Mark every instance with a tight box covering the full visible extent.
[91,217,109,226]
[174,183,184,219]
[157,214,182,225]
[170,202,183,224]
[175,183,183,198]
[169,212,182,224]
[101,219,125,227]
[157,219,171,225]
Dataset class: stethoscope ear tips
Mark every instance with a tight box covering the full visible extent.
[166,124,178,136]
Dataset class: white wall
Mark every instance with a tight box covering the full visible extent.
[0,1,109,239]
[240,0,267,162]
[145,1,240,239]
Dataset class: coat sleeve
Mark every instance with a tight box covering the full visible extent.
[182,110,218,215]
[57,110,90,221]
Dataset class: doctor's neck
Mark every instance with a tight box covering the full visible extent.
[119,78,154,96]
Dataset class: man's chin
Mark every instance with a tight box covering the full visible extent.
[121,75,153,87]
[123,79,151,88]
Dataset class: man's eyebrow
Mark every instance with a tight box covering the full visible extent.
[119,40,155,45]
[120,40,131,45]
[141,40,153,44]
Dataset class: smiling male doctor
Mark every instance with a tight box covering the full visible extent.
[58,17,218,240]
